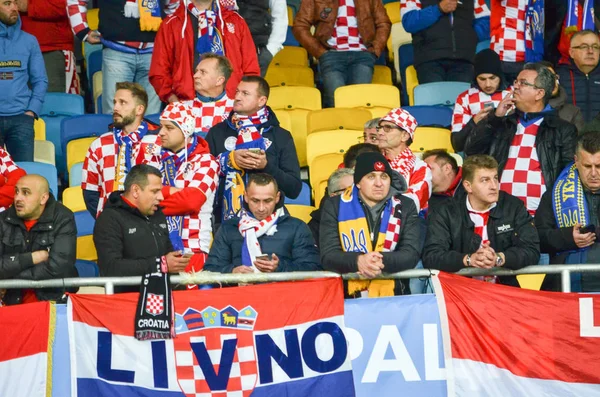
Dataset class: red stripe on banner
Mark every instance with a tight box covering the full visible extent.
[0,301,50,361]
[438,272,600,385]
[71,278,344,335]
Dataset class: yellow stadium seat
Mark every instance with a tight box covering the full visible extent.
[412,127,453,153]
[307,108,372,135]
[405,65,419,105]
[286,204,316,223]
[63,186,86,212]
[287,5,294,26]
[276,110,292,134]
[270,87,322,167]
[265,65,314,87]
[385,2,401,24]
[334,84,400,118]
[517,274,546,291]
[310,153,344,204]
[88,8,99,31]
[34,140,55,165]
[77,235,98,262]
[372,65,393,85]
[306,130,363,167]
[93,71,103,104]
[388,22,412,63]
[272,46,309,67]
[34,118,45,140]
[67,137,95,174]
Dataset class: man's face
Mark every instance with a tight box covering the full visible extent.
[576,149,600,193]
[0,0,18,26]
[476,73,501,95]
[234,81,266,115]
[113,89,141,129]
[329,174,354,196]
[376,121,408,151]
[357,171,391,205]
[464,168,499,207]
[14,178,48,220]
[513,70,543,109]
[244,182,280,221]
[159,121,186,152]
[194,58,223,94]
[569,33,600,71]
[363,127,379,145]
[136,175,164,216]
[424,156,452,193]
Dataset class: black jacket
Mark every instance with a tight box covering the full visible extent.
[550,85,585,133]
[1,195,78,304]
[94,192,172,293]
[464,109,578,191]
[423,191,540,284]
[557,61,600,123]
[237,0,271,49]
[206,107,302,223]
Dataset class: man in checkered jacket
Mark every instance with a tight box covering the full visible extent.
[82,82,161,219]
[465,62,578,216]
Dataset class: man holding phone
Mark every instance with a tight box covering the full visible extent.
[536,132,600,292]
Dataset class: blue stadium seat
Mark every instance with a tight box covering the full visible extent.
[75,259,99,277]
[87,50,103,94]
[476,40,491,53]
[61,115,112,160]
[41,115,70,175]
[69,163,84,187]
[96,94,102,114]
[41,93,84,116]
[145,113,161,126]
[413,82,470,107]
[401,105,454,128]
[284,26,300,47]
[285,182,311,205]
[75,210,94,236]
[16,162,59,196]
[398,43,414,105]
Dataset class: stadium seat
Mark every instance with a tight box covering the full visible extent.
[75,260,99,277]
[372,65,393,85]
[63,186,86,212]
[398,43,414,104]
[411,127,453,152]
[286,204,316,223]
[88,8,99,30]
[413,82,470,107]
[384,2,400,24]
[66,137,96,174]
[93,71,103,106]
[16,162,58,196]
[401,105,453,128]
[34,140,55,165]
[307,107,372,135]
[265,65,314,87]
[60,114,112,176]
[306,129,363,166]
[69,162,84,187]
[41,93,84,116]
[476,39,491,53]
[96,94,102,114]
[309,152,344,204]
[81,8,100,68]
[270,87,322,167]
[145,113,161,126]
[287,5,294,25]
[87,50,103,93]
[284,26,300,47]
[388,22,412,79]
[405,65,418,105]
[334,84,400,118]
[41,115,69,173]
[272,46,309,67]
[82,41,102,69]
[34,118,45,140]
[276,111,292,134]
[285,182,311,205]
[74,211,97,261]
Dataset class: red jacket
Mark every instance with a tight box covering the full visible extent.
[150,3,259,103]
[19,0,74,53]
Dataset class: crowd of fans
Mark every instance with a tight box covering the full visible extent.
[2,0,600,305]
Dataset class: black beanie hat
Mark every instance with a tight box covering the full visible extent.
[353,152,393,184]
[474,49,504,80]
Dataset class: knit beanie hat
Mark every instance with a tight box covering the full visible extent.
[474,49,504,80]
[380,107,418,139]
[160,102,196,138]
[353,152,393,184]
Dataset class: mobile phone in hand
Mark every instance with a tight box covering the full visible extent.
[255,254,271,261]
[484,102,494,110]
[580,224,596,234]
[247,148,262,155]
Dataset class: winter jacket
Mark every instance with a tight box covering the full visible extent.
[550,85,585,133]
[464,109,578,192]
[557,61,600,123]
[20,0,74,53]
[0,195,77,304]
[237,0,271,49]
[93,191,172,293]
[0,16,47,116]
[292,0,391,59]
[149,3,259,102]
[423,191,540,285]
[203,205,321,273]
[206,107,302,223]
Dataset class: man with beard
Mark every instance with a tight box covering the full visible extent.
[82,82,160,218]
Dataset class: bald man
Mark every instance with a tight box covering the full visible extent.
[0,174,77,305]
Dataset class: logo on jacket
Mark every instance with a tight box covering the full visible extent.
[174,305,258,397]
[0,72,14,80]
[226,22,235,34]
[128,228,137,234]
[145,293,164,316]
[0,60,20,68]
[496,224,513,233]
[225,136,237,151]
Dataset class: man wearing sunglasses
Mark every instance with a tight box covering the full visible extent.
[465,62,578,217]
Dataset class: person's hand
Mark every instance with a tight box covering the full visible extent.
[16,0,27,13]
[473,106,494,124]
[438,0,458,13]
[468,245,496,269]
[24,111,35,118]
[495,94,516,117]
[573,223,596,248]
[87,30,102,44]
[232,265,254,274]
[254,253,279,273]
[166,251,190,273]
[32,250,49,265]
[233,149,258,169]
[357,252,384,278]
[245,150,267,170]
[167,94,179,103]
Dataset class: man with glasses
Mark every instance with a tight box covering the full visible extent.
[465,62,578,216]
[557,30,600,123]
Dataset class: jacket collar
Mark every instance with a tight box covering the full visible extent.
[0,17,21,40]
[461,192,506,225]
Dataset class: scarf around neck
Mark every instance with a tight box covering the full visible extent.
[113,122,150,192]
[238,207,285,272]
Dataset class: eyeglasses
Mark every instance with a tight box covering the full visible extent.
[376,125,402,133]
[363,135,379,143]
[571,44,600,52]
[513,79,541,89]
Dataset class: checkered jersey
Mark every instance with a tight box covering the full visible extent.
[82,131,160,217]
[452,88,512,132]
[499,119,545,215]
[400,0,490,19]
[326,0,367,51]
[490,0,529,63]
[0,147,20,177]
[183,96,234,135]
[389,150,432,213]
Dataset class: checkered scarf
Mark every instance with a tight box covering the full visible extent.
[466,197,496,247]
[388,147,416,185]
[113,122,151,192]
[238,207,285,272]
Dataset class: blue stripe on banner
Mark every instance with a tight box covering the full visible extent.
[251,371,356,397]
[53,305,71,397]
[77,378,184,397]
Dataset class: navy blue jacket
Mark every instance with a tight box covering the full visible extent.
[557,61,600,123]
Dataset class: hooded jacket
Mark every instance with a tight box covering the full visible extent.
[19,0,74,53]
[0,16,47,116]
[550,85,584,132]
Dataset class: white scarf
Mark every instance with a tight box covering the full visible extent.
[238,207,285,272]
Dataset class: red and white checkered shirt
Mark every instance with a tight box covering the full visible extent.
[182,96,234,135]
[401,0,490,22]
[388,148,432,213]
[81,131,160,217]
[490,0,530,63]
[326,0,367,51]
[499,118,545,215]
[452,87,512,132]
[143,146,220,254]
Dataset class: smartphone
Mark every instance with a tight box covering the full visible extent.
[255,254,271,261]
[484,102,494,110]
[248,148,262,155]
[580,224,596,234]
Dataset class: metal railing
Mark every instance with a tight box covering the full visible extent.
[2,264,600,294]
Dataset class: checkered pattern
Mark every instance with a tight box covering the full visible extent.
[452,87,512,132]
[183,96,234,135]
[499,119,546,215]
[145,293,164,316]
[161,103,196,138]
[466,197,496,245]
[326,0,367,52]
[175,332,257,397]
[382,107,418,138]
[388,148,432,212]
[82,131,160,217]
[0,147,20,176]
[382,196,403,251]
[64,50,81,94]
[490,0,529,63]
[401,0,490,19]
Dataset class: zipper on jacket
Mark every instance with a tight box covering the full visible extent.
[450,13,456,54]
[147,218,162,265]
